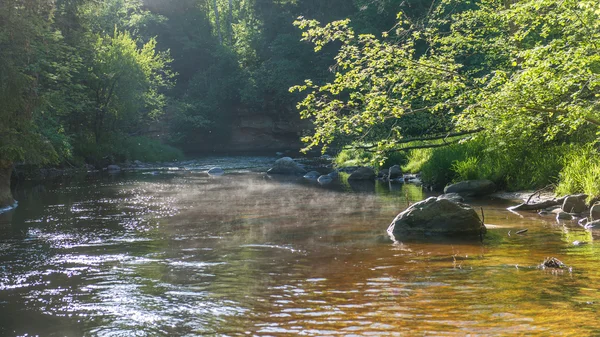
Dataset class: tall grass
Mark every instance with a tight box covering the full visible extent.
[556,146,600,200]
[404,138,566,191]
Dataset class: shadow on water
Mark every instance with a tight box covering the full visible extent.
[0,160,600,336]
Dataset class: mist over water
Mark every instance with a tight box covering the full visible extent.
[1,157,599,336]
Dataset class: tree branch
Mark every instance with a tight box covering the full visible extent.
[350,127,483,150]
[359,139,464,153]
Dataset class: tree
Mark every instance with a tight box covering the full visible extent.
[88,29,174,143]
[0,0,61,207]
[291,0,600,160]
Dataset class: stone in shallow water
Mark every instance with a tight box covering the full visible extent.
[541,257,566,269]
[443,180,496,197]
[561,194,588,213]
[317,175,333,185]
[388,165,402,180]
[267,157,307,175]
[387,197,485,239]
[208,167,225,176]
[303,171,321,179]
[590,203,600,221]
[348,167,376,180]
[556,211,572,220]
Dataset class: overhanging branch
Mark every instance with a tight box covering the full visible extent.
[350,127,484,150]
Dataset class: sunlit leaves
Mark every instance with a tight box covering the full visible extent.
[292,0,600,157]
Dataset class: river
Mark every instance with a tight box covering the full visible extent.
[0,157,599,336]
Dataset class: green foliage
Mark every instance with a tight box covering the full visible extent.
[291,0,600,160]
[556,146,600,200]
[74,135,183,164]
[335,147,407,169]
[407,138,567,191]
[0,0,61,164]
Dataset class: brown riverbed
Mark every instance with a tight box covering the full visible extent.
[0,157,598,336]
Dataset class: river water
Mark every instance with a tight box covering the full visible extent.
[0,157,599,336]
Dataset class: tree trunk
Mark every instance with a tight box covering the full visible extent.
[0,160,15,209]
[212,0,223,44]
[227,0,233,44]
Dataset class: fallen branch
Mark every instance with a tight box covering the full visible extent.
[508,196,567,211]
[525,185,554,205]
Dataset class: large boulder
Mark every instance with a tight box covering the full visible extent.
[443,180,496,197]
[561,194,588,214]
[388,165,402,180]
[348,167,376,181]
[387,197,485,238]
[591,203,600,221]
[267,157,307,175]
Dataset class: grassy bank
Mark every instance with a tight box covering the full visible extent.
[335,137,600,199]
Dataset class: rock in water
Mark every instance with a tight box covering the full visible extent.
[348,167,376,181]
[591,203,600,221]
[107,165,121,172]
[443,180,496,197]
[437,193,464,203]
[556,211,573,220]
[303,171,321,180]
[207,167,225,176]
[388,165,402,180]
[541,257,566,269]
[387,197,485,238]
[561,194,588,213]
[267,157,307,175]
[317,175,333,185]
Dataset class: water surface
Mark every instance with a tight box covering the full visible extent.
[0,157,599,336]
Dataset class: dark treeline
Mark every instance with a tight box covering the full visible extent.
[1,0,432,165]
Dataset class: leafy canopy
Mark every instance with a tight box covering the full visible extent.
[291,0,600,157]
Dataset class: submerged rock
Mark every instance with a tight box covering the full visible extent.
[387,197,485,239]
[303,171,321,180]
[591,203,600,221]
[267,157,307,175]
[586,219,600,228]
[317,175,333,185]
[348,167,376,181]
[443,180,496,197]
[562,194,588,214]
[541,257,566,269]
[207,167,225,176]
[556,211,573,220]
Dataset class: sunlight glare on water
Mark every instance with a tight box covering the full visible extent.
[0,157,599,336]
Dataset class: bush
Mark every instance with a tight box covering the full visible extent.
[334,147,407,169]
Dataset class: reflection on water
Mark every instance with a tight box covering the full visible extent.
[0,159,599,336]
